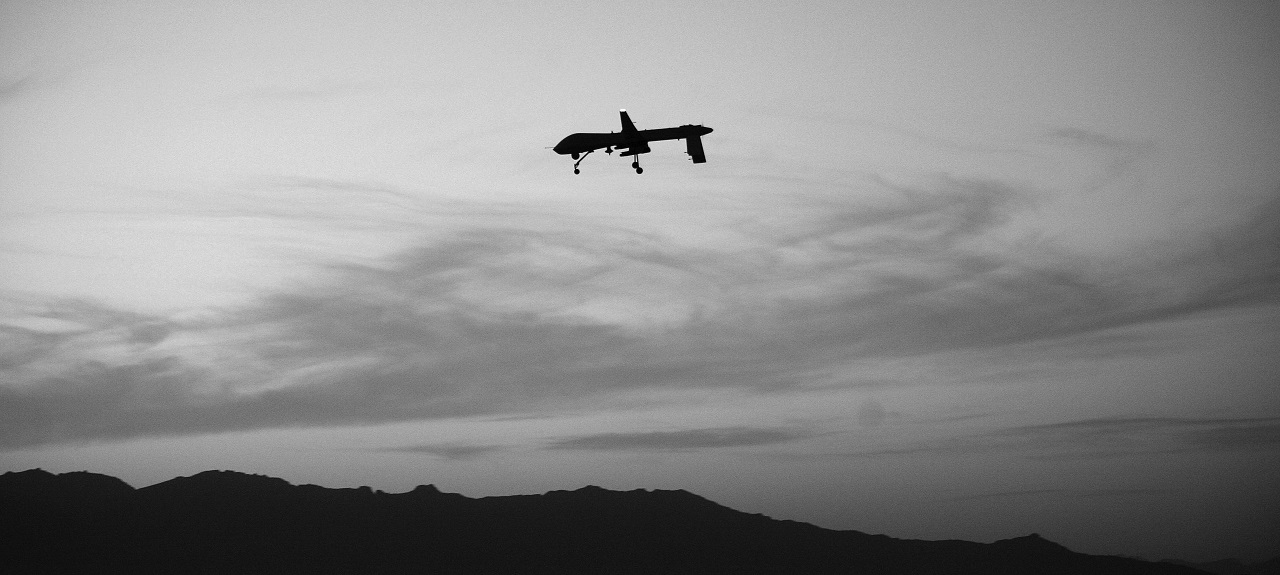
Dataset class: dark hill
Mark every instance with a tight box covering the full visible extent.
[2,469,1211,574]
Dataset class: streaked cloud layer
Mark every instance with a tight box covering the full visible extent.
[4,176,1276,448]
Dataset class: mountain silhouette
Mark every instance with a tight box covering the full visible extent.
[1,468,1223,574]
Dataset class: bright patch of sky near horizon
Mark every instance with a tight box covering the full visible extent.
[3,0,1279,564]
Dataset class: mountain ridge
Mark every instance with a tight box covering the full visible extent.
[0,468,1233,574]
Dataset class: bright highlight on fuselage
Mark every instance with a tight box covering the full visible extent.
[553,110,713,174]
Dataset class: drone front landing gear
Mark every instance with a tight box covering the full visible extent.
[572,149,593,174]
[632,157,643,174]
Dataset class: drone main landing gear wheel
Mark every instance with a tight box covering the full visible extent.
[571,149,593,174]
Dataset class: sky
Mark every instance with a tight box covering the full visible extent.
[2,0,1278,564]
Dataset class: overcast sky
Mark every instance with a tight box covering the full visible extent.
[3,0,1278,563]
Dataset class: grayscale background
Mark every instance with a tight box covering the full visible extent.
[3,0,1277,564]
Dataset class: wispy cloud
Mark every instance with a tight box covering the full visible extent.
[547,426,812,451]
[1046,127,1156,194]
[1006,416,1280,454]
[377,443,506,460]
[850,416,1280,460]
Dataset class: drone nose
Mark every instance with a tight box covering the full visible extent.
[700,126,713,136]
